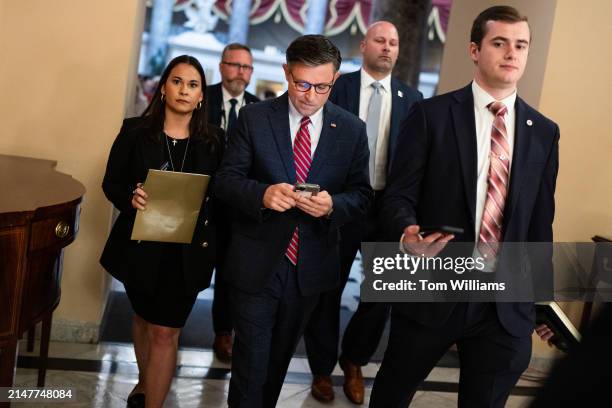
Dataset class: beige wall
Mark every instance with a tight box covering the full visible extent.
[538,0,612,358]
[542,0,612,241]
[0,0,145,334]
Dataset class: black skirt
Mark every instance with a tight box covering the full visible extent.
[124,243,199,328]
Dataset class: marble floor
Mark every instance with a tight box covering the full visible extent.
[13,340,545,407]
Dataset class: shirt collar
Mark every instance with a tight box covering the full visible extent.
[221,85,245,105]
[360,67,391,92]
[288,97,324,125]
[472,80,517,112]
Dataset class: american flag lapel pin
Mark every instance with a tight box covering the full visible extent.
[398,90,404,98]
[331,123,337,128]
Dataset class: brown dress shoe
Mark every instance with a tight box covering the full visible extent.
[213,333,232,363]
[340,356,364,404]
[311,375,335,402]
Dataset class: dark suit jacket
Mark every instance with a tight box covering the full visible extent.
[381,84,560,337]
[215,93,372,296]
[100,117,225,294]
[329,69,423,176]
[206,84,259,266]
[206,82,260,129]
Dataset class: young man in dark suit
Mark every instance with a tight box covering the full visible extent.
[302,21,422,404]
[370,6,558,407]
[215,35,372,407]
[206,42,260,362]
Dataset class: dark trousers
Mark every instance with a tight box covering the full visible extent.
[228,259,319,408]
[212,268,232,334]
[304,193,386,375]
[370,303,532,408]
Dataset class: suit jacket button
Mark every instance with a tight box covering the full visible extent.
[201,241,209,248]
[204,219,209,226]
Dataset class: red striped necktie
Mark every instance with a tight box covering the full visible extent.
[478,101,510,260]
[286,116,312,265]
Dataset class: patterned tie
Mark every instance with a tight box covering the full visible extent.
[478,101,510,260]
[366,82,383,187]
[286,116,312,265]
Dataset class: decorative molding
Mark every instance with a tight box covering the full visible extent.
[427,6,446,43]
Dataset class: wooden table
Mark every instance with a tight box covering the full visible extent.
[0,154,85,405]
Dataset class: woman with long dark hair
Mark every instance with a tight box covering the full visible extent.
[100,55,224,407]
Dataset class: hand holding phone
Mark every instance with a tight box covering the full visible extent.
[295,188,332,218]
[402,225,456,257]
[263,183,298,212]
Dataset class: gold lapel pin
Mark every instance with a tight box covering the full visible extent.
[331,123,337,128]
[526,119,533,126]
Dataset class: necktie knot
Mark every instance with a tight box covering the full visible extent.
[488,101,507,117]
[229,98,238,107]
[371,81,382,92]
[300,116,311,127]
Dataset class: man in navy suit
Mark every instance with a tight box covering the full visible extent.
[215,35,372,407]
[303,21,422,404]
[206,42,260,362]
[370,6,559,407]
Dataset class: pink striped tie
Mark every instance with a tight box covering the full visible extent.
[478,101,510,260]
[286,116,312,265]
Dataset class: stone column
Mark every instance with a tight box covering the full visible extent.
[146,0,174,75]
[228,0,253,44]
[304,0,328,34]
[371,0,430,87]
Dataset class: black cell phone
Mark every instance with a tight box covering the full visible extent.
[295,183,320,197]
[419,225,464,235]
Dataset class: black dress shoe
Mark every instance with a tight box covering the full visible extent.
[126,393,145,408]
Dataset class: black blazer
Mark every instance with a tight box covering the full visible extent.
[381,84,560,337]
[215,93,372,296]
[100,117,225,294]
[206,82,260,129]
[329,69,423,176]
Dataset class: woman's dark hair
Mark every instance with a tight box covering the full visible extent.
[141,55,217,148]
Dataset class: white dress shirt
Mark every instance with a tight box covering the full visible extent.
[288,98,324,156]
[359,68,392,190]
[221,86,246,130]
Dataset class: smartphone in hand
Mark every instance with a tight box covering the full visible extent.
[295,183,320,198]
[419,225,464,235]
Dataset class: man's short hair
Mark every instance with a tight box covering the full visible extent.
[221,43,252,60]
[470,6,529,48]
[286,35,342,72]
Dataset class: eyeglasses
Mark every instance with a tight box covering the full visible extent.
[290,73,334,94]
[221,61,254,72]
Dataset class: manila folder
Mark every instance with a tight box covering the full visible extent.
[131,169,210,244]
